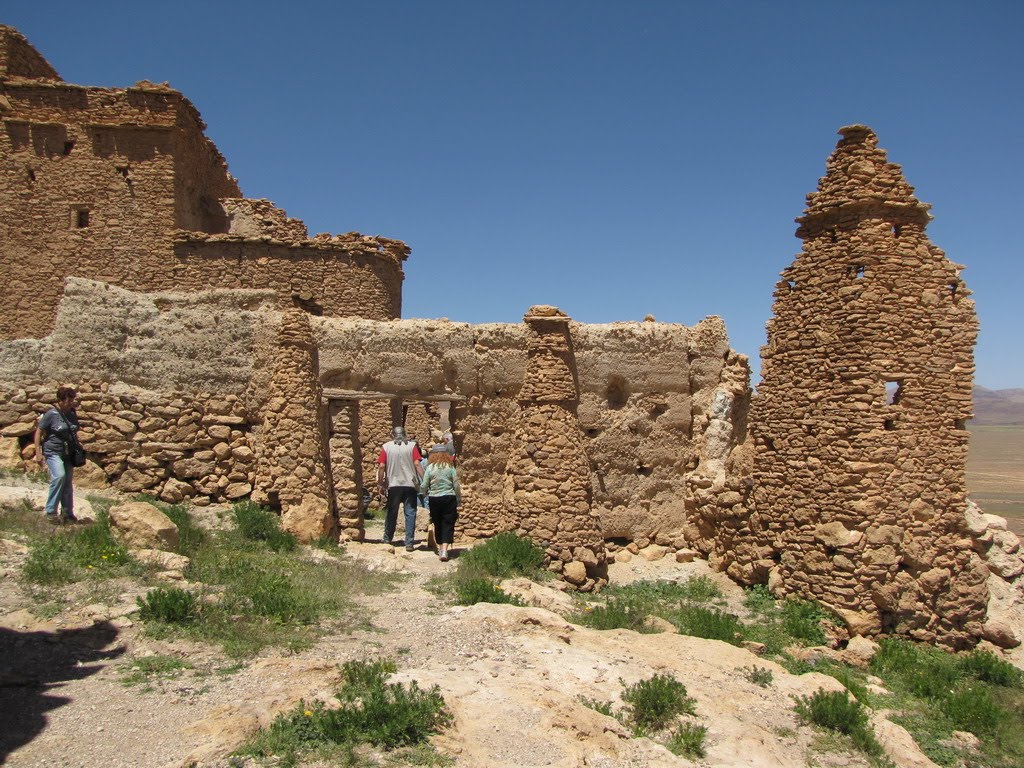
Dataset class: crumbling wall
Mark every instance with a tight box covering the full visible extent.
[314,313,750,544]
[0,28,406,339]
[251,308,334,541]
[504,306,607,590]
[0,26,60,80]
[749,125,987,648]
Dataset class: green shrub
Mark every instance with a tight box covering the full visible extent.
[22,536,76,584]
[959,649,1023,688]
[666,722,707,758]
[871,639,961,700]
[668,605,744,644]
[232,501,297,552]
[742,666,774,687]
[458,532,545,578]
[454,577,525,606]
[794,689,881,756]
[238,659,450,765]
[621,673,697,735]
[939,685,1005,736]
[780,599,827,645]
[572,599,650,632]
[121,654,191,687]
[819,663,869,703]
[137,587,198,624]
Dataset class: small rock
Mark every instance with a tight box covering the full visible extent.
[563,561,588,586]
[614,550,632,563]
[982,620,1021,649]
[742,641,767,656]
[675,548,697,563]
[949,730,981,751]
[639,545,668,562]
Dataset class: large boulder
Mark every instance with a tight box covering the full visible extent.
[109,501,179,551]
[280,494,334,543]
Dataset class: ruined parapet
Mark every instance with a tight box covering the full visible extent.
[219,198,309,241]
[252,307,335,541]
[503,306,607,590]
[0,26,61,81]
[751,125,987,648]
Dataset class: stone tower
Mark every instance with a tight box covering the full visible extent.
[751,125,988,648]
[504,306,608,590]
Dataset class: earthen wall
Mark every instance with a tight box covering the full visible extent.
[0,26,61,80]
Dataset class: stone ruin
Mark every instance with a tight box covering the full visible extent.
[1,26,1018,643]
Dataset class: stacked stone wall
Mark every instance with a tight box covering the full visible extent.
[749,126,986,648]
[250,308,335,541]
[0,380,254,505]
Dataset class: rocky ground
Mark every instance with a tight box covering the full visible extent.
[0,481,998,768]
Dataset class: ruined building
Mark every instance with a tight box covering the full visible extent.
[0,27,1004,637]
[746,125,987,648]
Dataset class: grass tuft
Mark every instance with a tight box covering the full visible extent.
[137,587,198,623]
[458,532,545,579]
[454,577,524,606]
[666,721,707,758]
[794,689,882,757]
[232,501,297,552]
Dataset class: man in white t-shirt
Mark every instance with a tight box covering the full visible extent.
[376,426,424,550]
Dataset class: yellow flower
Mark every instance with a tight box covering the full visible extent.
[304,710,313,717]
[101,555,108,559]
[86,565,93,569]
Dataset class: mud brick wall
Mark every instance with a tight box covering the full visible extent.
[504,306,607,590]
[750,125,986,648]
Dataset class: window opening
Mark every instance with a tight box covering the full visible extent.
[73,208,90,228]
[892,224,902,238]
[26,167,35,182]
[62,141,75,156]
[829,229,838,243]
[884,419,896,431]
[949,281,959,299]
[884,380,903,406]
[849,264,866,279]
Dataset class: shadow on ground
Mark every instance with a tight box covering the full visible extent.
[0,621,124,762]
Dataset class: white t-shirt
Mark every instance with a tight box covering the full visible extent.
[377,440,422,488]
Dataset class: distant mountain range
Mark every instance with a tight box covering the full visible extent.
[972,387,1024,426]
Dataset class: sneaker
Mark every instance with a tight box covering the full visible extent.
[62,514,79,524]
[440,553,449,562]
[383,538,394,546]
[45,514,61,525]
[405,545,415,552]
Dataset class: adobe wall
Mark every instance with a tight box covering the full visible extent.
[748,126,987,648]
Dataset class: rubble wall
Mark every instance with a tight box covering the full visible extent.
[749,126,986,648]
[0,26,61,80]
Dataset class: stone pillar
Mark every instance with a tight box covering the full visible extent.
[358,398,401,500]
[253,307,336,541]
[751,125,987,648]
[328,399,363,541]
[504,306,607,591]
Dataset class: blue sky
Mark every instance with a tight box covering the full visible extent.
[6,1,1022,388]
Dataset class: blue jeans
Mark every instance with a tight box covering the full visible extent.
[384,486,418,546]
[44,453,74,517]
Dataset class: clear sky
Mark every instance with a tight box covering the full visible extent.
[6,1,1022,389]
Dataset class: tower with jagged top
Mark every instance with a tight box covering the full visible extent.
[751,125,986,648]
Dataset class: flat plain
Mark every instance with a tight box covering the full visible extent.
[968,425,1024,536]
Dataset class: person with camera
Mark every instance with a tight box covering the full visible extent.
[33,385,83,524]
